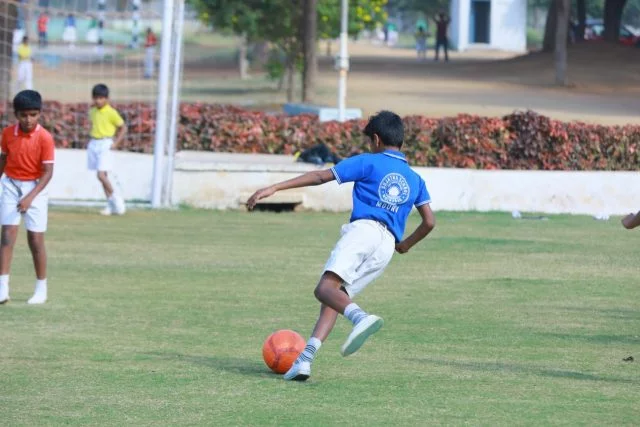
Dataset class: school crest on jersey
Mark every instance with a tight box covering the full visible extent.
[378,173,410,205]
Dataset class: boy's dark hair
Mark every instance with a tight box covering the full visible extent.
[13,90,42,112]
[363,110,404,148]
[92,83,109,98]
[22,35,28,43]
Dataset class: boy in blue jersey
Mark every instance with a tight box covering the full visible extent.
[247,111,436,381]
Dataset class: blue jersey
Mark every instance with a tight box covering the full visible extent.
[331,150,431,242]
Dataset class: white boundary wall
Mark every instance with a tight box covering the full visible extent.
[450,0,527,52]
[47,149,640,215]
[51,149,154,202]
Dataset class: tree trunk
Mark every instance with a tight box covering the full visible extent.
[239,33,249,80]
[576,0,586,41]
[0,0,18,103]
[301,0,317,103]
[326,40,332,56]
[603,0,628,42]
[554,0,570,85]
[286,52,295,102]
[543,0,558,52]
[251,41,269,68]
[277,73,285,91]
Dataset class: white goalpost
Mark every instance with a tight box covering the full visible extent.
[150,0,185,208]
[337,0,349,122]
[149,0,173,208]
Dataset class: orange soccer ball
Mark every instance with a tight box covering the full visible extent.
[262,329,306,374]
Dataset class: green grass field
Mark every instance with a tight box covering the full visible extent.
[1,209,639,426]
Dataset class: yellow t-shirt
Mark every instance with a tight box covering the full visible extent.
[17,44,31,61]
[90,104,125,139]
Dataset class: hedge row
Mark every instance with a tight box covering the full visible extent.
[1,102,639,170]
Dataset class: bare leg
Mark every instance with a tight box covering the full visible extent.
[622,212,640,229]
[315,272,383,357]
[0,225,19,275]
[313,271,353,314]
[27,231,46,280]
[310,304,340,342]
[283,275,347,380]
[97,171,114,198]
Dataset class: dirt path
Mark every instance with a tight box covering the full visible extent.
[27,40,640,125]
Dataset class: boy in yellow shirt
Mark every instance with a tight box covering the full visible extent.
[87,84,127,215]
[16,36,33,91]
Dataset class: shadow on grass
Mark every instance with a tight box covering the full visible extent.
[141,352,279,379]
[409,358,636,384]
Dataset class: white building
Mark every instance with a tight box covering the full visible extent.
[449,0,527,52]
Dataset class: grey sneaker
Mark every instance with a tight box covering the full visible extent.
[283,360,311,381]
[341,315,384,357]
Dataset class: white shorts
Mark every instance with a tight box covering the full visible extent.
[323,219,395,297]
[62,26,77,43]
[87,138,114,171]
[17,60,33,89]
[0,177,49,232]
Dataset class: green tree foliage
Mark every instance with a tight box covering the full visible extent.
[317,0,389,39]
[190,0,264,42]
[192,0,390,43]
[390,0,449,17]
[531,0,640,25]
[191,0,391,99]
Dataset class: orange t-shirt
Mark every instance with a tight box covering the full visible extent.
[1,124,55,181]
[145,33,157,48]
[38,15,49,32]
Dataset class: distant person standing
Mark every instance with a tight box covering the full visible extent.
[37,11,49,48]
[16,36,33,91]
[87,84,127,216]
[569,20,577,43]
[62,13,77,49]
[434,12,450,61]
[415,26,428,61]
[144,28,157,79]
[387,23,398,46]
[86,16,99,44]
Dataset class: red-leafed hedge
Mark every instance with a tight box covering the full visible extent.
[1,102,639,170]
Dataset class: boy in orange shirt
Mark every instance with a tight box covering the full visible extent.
[0,90,55,304]
[37,11,49,48]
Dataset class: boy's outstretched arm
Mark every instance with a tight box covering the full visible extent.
[395,203,435,254]
[247,169,335,210]
[622,211,640,229]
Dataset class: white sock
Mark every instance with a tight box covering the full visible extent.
[34,279,47,294]
[0,274,9,301]
[297,337,322,364]
[344,303,368,326]
[28,279,47,304]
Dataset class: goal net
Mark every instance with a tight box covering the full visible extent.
[0,0,165,153]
